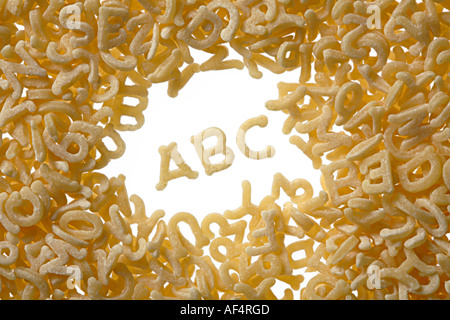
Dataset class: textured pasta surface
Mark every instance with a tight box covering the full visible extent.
[0,0,449,300]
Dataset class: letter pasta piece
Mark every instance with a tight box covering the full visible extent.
[191,127,235,176]
[359,149,395,195]
[236,115,275,160]
[321,159,363,206]
[156,142,199,190]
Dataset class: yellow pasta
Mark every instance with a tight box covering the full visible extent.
[0,0,447,300]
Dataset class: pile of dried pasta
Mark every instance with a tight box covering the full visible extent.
[0,0,448,300]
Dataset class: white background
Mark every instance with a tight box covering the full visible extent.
[100,48,323,298]
[101,49,323,218]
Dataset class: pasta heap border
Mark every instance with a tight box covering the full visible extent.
[0,0,448,300]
